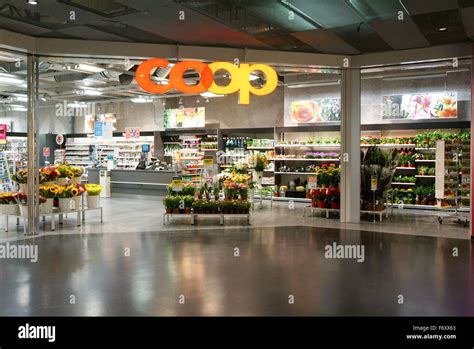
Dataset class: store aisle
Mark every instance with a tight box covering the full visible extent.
[0,226,472,316]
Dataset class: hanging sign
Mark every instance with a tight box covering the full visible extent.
[43,147,50,160]
[203,156,214,168]
[308,175,317,190]
[171,176,183,192]
[125,127,140,140]
[371,176,378,191]
[136,59,278,104]
[55,134,64,145]
[0,124,7,144]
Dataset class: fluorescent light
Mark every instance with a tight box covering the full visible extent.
[131,96,153,103]
[287,80,340,88]
[73,64,104,73]
[82,89,102,96]
[14,95,28,102]
[26,0,38,4]
[200,91,225,98]
[382,74,446,81]
[0,73,24,85]
[68,102,88,108]
[11,105,27,111]
[438,27,447,32]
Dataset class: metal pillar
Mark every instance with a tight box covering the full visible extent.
[340,68,361,223]
[26,55,39,235]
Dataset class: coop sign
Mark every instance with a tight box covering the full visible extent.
[136,59,278,104]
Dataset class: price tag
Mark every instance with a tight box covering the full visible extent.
[308,175,317,190]
[371,175,377,191]
[43,147,50,157]
[203,157,214,168]
[171,177,183,192]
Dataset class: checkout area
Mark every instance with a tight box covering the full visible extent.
[88,168,175,196]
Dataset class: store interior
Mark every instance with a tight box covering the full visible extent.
[0,51,471,239]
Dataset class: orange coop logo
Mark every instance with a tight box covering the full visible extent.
[135,59,278,104]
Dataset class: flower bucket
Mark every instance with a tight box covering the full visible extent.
[87,195,100,209]
[58,198,72,213]
[0,204,19,215]
[19,183,27,193]
[72,196,81,210]
[317,200,326,208]
[41,198,54,214]
[70,176,82,185]
[56,177,69,186]
[19,204,28,217]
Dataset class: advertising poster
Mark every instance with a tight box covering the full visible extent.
[0,124,7,144]
[289,99,341,123]
[382,92,457,120]
[163,107,205,128]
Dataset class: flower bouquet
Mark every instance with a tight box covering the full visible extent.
[56,164,70,185]
[69,166,84,184]
[39,184,60,213]
[11,169,28,192]
[40,166,60,185]
[0,192,19,215]
[16,193,47,217]
[55,185,78,213]
[85,183,102,208]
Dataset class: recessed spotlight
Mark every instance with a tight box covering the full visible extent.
[438,27,447,32]
[26,0,38,4]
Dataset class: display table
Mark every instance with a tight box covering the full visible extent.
[304,206,388,221]
[4,207,103,235]
[163,212,251,226]
[88,169,176,196]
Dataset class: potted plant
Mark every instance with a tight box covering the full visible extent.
[11,169,28,193]
[164,195,174,214]
[172,196,180,214]
[184,195,194,214]
[314,190,327,208]
[328,187,340,209]
[56,185,77,213]
[361,146,399,211]
[85,183,102,209]
[39,185,58,214]
[0,192,19,215]
[69,166,84,184]
[17,193,47,217]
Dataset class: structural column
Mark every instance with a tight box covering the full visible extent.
[340,68,361,223]
[27,55,39,235]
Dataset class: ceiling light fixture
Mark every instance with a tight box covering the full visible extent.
[287,80,341,88]
[14,95,28,102]
[26,0,38,5]
[82,89,103,96]
[11,105,27,111]
[200,92,225,98]
[438,27,447,32]
[73,63,104,73]
[131,96,153,103]
[0,73,24,85]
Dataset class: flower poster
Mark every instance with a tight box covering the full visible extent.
[382,92,457,120]
[289,99,341,123]
[163,107,205,128]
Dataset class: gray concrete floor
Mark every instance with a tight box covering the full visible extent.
[0,225,472,316]
[0,195,470,243]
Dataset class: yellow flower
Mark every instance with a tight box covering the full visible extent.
[71,188,79,196]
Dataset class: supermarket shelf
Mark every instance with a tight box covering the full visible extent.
[202,149,218,151]
[163,142,181,145]
[415,148,436,151]
[395,167,416,170]
[275,172,317,175]
[361,143,416,148]
[415,175,436,178]
[275,144,340,148]
[254,195,311,203]
[391,182,416,186]
[415,159,436,163]
[271,158,339,162]
[247,146,274,150]
[386,203,470,212]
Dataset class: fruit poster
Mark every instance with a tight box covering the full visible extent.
[382,92,457,120]
[163,107,205,128]
[289,99,341,123]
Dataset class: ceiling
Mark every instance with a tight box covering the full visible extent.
[0,0,472,55]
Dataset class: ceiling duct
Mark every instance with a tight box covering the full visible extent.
[119,65,138,85]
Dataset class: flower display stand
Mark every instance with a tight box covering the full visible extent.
[303,206,388,221]
[3,206,103,235]
[163,212,251,226]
